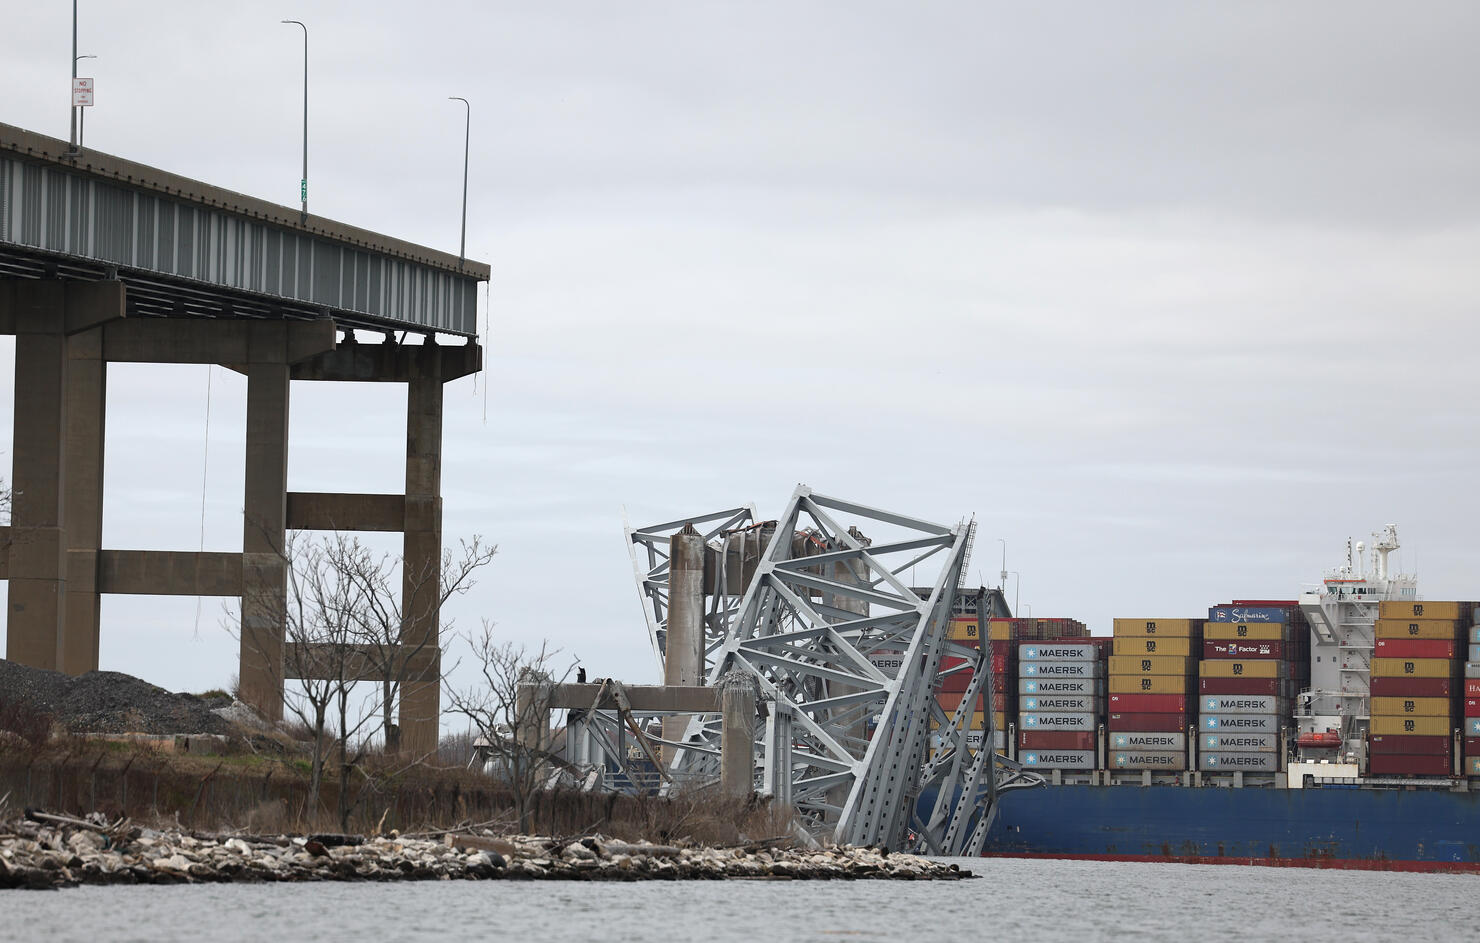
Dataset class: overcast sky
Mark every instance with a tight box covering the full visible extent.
[3,2,1480,708]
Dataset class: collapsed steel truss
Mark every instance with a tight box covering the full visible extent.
[626,485,1040,854]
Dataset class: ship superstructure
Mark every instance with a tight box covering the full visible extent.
[1295,525,1417,766]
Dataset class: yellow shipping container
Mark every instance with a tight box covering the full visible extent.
[1112,637,1191,657]
[1374,619,1461,640]
[1112,618,1199,637]
[987,619,1014,641]
[1107,654,1193,675]
[1203,623,1286,641]
[929,711,989,730]
[1378,600,1465,621]
[1199,659,1280,678]
[947,617,981,642]
[1370,716,1453,737]
[1109,675,1192,694]
[1370,658,1456,678]
[1370,696,1452,717]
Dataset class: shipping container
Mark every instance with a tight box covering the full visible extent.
[1377,600,1467,621]
[1466,698,1480,717]
[1107,712,1188,732]
[1020,694,1096,713]
[1199,695,1283,715]
[1112,618,1200,637]
[1108,693,1188,713]
[986,619,1015,641]
[1021,661,1101,678]
[1469,662,1480,679]
[1465,736,1480,754]
[1468,717,1480,737]
[1468,755,1480,776]
[1019,712,1096,731]
[1370,716,1453,737]
[928,711,988,730]
[1370,658,1457,679]
[1201,732,1277,752]
[1369,696,1452,717]
[1018,643,1099,661]
[1375,619,1464,640]
[1019,750,1096,770]
[1369,677,1455,698]
[1109,750,1187,770]
[1199,752,1279,772]
[1471,625,1480,644]
[1207,606,1290,623]
[937,691,987,712]
[947,617,981,642]
[1111,636,1193,657]
[1472,644,1480,663]
[1018,730,1095,751]
[1203,640,1285,659]
[1373,638,1459,659]
[1468,679,1480,697]
[1197,676,1288,696]
[1368,754,1454,776]
[1111,731,1186,751]
[1203,622,1291,641]
[1108,675,1192,695]
[1107,655,1194,675]
[1201,713,1279,733]
[1019,677,1101,696]
[1368,734,1451,756]
[1199,659,1283,679]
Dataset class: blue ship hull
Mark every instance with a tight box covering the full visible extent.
[976,784,1480,870]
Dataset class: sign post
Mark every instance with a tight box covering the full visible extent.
[72,77,93,149]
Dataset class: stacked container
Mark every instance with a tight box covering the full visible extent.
[1107,619,1202,771]
[1016,625,1100,771]
[933,614,997,755]
[1197,604,1305,774]
[1369,600,1469,776]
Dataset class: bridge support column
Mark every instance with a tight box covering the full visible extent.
[240,362,290,722]
[62,327,107,675]
[399,345,444,756]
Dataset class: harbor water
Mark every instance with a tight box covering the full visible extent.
[6,856,1475,943]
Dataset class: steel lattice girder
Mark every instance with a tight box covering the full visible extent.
[664,485,979,849]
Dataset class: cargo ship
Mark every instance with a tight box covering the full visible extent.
[952,526,1480,871]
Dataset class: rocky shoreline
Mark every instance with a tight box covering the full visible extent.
[0,811,972,889]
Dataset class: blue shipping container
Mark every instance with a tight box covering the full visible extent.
[1208,606,1290,623]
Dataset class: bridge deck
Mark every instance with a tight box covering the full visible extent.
[0,123,488,336]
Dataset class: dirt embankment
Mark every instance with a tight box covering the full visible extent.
[0,659,232,736]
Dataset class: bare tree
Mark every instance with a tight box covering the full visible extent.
[444,622,575,834]
[324,534,496,754]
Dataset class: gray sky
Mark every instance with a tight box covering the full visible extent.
[3,2,1480,704]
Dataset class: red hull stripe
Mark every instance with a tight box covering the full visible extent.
[979,851,1480,873]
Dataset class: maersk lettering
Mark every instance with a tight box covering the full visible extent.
[1120,734,1177,748]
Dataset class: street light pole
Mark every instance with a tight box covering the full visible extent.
[281,19,308,222]
[995,538,1007,589]
[1009,572,1021,618]
[75,54,96,149]
[448,97,470,265]
[69,0,78,151]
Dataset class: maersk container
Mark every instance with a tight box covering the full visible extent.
[1019,677,1100,696]
[1018,643,1098,661]
[1201,713,1279,733]
[1370,696,1451,718]
[1471,625,1480,644]
[1019,712,1096,731]
[1203,640,1285,660]
[1021,661,1101,679]
[1107,712,1187,732]
[1109,750,1186,770]
[1370,677,1454,697]
[1472,644,1480,662]
[1468,755,1480,776]
[1207,606,1288,623]
[1199,752,1278,772]
[1020,694,1095,713]
[1199,695,1282,715]
[1468,717,1480,737]
[1368,754,1453,776]
[1019,750,1096,770]
[1201,732,1276,752]
[1111,731,1185,751]
[1019,730,1095,751]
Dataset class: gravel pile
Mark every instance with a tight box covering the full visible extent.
[0,659,233,736]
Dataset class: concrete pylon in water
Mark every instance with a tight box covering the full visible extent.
[663,523,706,763]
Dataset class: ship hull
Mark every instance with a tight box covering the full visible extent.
[978,784,1480,871]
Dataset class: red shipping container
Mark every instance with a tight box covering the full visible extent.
[1368,734,1452,756]
[1018,730,1095,750]
[1107,712,1186,732]
[1374,638,1458,659]
[1198,677,1284,695]
[1370,677,1454,697]
[1369,754,1453,776]
[1467,698,1480,717]
[1465,737,1480,755]
[937,691,985,712]
[1203,640,1285,659]
[1108,693,1187,713]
